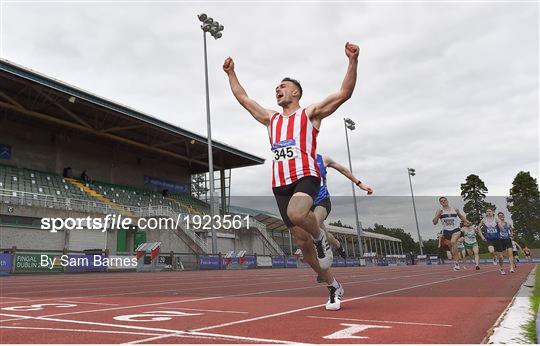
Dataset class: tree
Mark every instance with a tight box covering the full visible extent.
[365,224,418,254]
[460,174,496,224]
[328,220,353,229]
[507,171,540,245]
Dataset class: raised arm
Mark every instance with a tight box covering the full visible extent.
[456,209,468,223]
[324,156,373,194]
[223,57,276,126]
[306,42,359,124]
[475,226,486,241]
[433,209,442,225]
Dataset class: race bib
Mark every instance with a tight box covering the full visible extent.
[486,226,497,234]
[442,219,455,227]
[272,139,298,162]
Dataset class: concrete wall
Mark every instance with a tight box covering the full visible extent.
[0,226,66,251]
[0,116,190,190]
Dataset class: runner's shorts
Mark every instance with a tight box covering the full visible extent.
[273,176,321,227]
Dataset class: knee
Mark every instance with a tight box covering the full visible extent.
[287,209,308,226]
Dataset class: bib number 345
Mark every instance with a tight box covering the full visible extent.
[273,147,295,161]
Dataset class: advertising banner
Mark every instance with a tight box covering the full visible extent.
[14,253,63,273]
[285,256,298,268]
[199,256,221,269]
[272,256,285,268]
[0,254,12,272]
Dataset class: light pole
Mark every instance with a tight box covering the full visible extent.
[344,118,363,257]
[407,168,423,255]
[197,13,224,254]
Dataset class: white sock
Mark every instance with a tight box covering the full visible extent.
[330,278,340,289]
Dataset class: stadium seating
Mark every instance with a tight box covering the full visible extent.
[0,163,95,203]
[0,163,212,215]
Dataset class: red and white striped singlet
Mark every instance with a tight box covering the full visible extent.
[268,108,320,188]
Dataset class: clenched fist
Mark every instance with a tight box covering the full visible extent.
[345,42,359,60]
[223,57,235,74]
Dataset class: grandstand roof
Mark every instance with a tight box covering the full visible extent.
[229,205,402,242]
[0,59,264,174]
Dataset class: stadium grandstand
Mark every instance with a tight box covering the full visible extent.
[0,58,401,271]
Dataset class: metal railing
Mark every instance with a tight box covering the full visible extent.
[242,216,284,255]
[0,188,282,255]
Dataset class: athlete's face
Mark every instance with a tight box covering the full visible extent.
[498,213,505,221]
[275,81,299,107]
[439,198,448,207]
[486,209,494,217]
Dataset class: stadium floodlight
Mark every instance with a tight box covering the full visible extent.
[197,13,225,254]
[343,117,363,257]
[407,167,423,255]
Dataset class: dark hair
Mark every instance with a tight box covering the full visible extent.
[497,212,504,216]
[281,77,303,99]
[438,196,447,202]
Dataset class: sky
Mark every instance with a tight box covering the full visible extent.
[0,1,538,239]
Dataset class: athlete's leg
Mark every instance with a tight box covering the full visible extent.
[313,206,340,248]
[473,245,480,267]
[507,246,515,272]
[287,192,321,239]
[291,227,330,279]
[449,231,461,264]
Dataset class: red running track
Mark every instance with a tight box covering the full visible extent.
[0,264,534,344]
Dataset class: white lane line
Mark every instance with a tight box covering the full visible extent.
[0,312,305,344]
[0,268,450,323]
[0,266,440,294]
[0,325,160,336]
[191,269,497,332]
[306,315,453,327]
[3,270,446,322]
[164,307,248,314]
[0,325,228,342]
[125,333,181,344]
[59,300,120,306]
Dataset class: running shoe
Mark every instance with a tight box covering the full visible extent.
[336,245,347,259]
[325,282,344,311]
[475,265,480,270]
[453,263,460,271]
[510,268,515,273]
[493,259,498,266]
[500,269,506,275]
[314,231,333,270]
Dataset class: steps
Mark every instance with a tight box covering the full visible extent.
[164,197,199,215]
[66,178,136,218]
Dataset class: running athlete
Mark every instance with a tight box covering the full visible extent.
[313,154,373,258]
[432,197,468,270]
[457,237,466,267]
[461,221,485,270]
[437,230,453,263]
[478,208,499,266]
[223,42,360,310]
[313,153,373,283]
[496,212,515,273]
[511,238,523,264]
[523,246,532,262]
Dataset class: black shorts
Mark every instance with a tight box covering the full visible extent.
[443,228,462,240]
[273,176,321,227]
[311,197,332,218]
[495,239,513,252]
[485,239,497,248]
[513,251,518,257]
